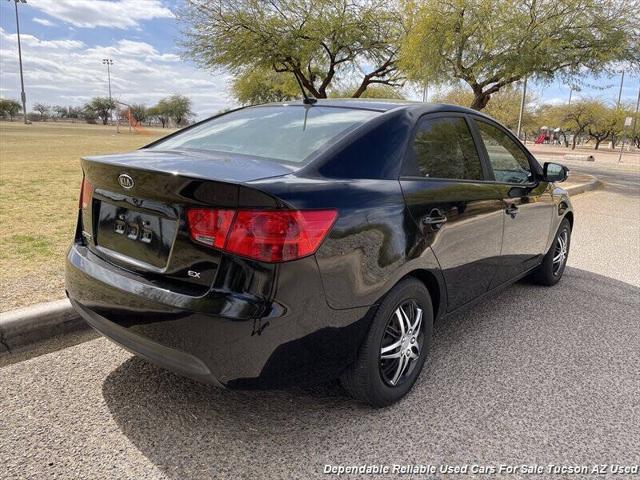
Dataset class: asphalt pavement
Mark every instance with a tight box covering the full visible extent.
[563,159,640,197]
[1,175,639,479]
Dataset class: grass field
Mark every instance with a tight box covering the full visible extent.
[0,122,169,311]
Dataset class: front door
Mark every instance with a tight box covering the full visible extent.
[470,118,555,286]
[400,114,505,311]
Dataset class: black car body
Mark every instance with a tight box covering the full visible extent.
[66,100,573,405]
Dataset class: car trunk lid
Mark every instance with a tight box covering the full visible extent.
[78,149,290,291]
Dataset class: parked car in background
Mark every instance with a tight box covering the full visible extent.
[66,100,572,407]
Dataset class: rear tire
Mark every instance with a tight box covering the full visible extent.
[340,278,433,407]
[531,218,571,286]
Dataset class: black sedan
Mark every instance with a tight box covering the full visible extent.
[66,100,572,407]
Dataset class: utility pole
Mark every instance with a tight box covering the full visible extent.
[632,87,640,141]
[9,0,29,124]
[616,70,625,107]
[102,58,114,127]
[568,86,573,107]
[517,76,528,140]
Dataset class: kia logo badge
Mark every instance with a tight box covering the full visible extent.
[118,174,134,189]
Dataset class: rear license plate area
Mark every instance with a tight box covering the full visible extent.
[96,201,177,270]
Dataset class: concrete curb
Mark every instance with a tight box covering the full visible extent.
[0,299,85,354]
[564,175,603,196]
[0,174,604,354]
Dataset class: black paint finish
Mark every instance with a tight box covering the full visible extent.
[65,100,573,389]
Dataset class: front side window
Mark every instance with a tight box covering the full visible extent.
[148,106,379,164]
[476,120,532,184]
[410,117,483,181]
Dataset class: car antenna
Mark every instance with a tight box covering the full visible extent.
[293,71,317,105]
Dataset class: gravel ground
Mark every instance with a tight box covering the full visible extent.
[1,187,639,479]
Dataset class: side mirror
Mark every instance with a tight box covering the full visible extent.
[543,162,568,183]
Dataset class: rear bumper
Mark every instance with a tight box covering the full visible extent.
[65,243,372,388]
[71,298,222,386]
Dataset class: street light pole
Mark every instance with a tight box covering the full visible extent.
[9,0,29,124]
[616,70,625,107]
[102,58,114,126]
[516,76,528,140]
[632,87,640,141]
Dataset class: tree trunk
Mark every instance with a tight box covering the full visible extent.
[594,138,602,149]
[471,92,491,110]
[351,83,367,98]
[571,134,578,150]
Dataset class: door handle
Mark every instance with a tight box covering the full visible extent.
[505,204,519,218]
[422,209,448,230]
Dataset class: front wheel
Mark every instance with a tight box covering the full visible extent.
[340,278,433,407]
[531,218,571,286]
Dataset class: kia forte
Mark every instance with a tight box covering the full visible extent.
[66,100,572,406]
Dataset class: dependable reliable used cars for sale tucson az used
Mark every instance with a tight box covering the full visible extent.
[66,99,573,407]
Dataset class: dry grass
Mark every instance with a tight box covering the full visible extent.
[0,121,169,311]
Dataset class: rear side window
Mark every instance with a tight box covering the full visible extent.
[148,106,379,164]
[409,117,483,180]
[475,120,532,184]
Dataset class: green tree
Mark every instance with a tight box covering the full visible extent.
[631,110,640,149]
[148,101,172,128]
[32,103,50,121]
[180,0,403,99]
[81,108,98,124]
[53,105,68,120]
[432,84,538,138]
[232,67,299,105]
[147,105,165,128]
[560,100,601,149]
[587,103,624,149]
[0,98,22,121]
[129,104,148,125]
[401,0,640,110]
[161,94,194,126]
[85,97,116,125]
[67,106,83,121]
[329,84,405,99]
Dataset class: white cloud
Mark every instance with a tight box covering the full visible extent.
[540,97,567,106]
[28,0,173,29]
[0,28,234,118]
[32,17,56,27]
[115,39,158,56]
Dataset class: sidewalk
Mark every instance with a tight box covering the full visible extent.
[527,143,640,166]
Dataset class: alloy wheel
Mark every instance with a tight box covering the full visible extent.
[553,229,568,275]
[379,300,423,386]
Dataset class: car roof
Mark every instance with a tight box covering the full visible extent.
[260,98,486,116]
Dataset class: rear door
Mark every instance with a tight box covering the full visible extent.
[400,113,505,311]
[469,117,555,286]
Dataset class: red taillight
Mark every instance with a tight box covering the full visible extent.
[186,208,235,249]
[226,210,337,262]
[186,208,337,263]
[80,177,93,209]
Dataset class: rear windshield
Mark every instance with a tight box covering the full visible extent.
[148,105,379,164]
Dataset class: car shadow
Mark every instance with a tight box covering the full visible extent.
[101,267,640,479]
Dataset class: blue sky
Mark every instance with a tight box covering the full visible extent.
[1,0,638,119]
